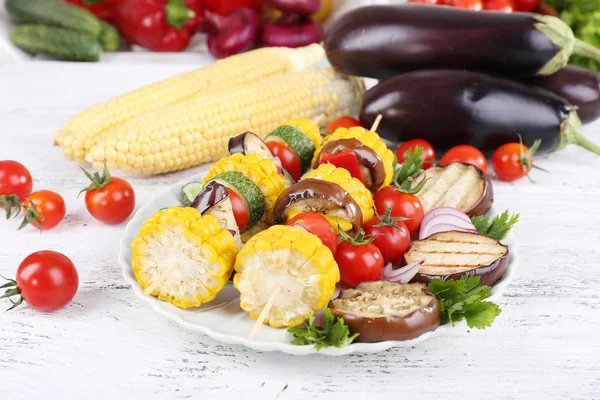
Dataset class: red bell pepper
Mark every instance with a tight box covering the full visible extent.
[204,0,263,15]
[114,0,204,52]
[320,150,364,183]
[63,0,119,22]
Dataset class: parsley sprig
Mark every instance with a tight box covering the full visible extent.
[288,308,359,350]
[428,276,501,329]
[471,210,520,241]
[393,147,427,194]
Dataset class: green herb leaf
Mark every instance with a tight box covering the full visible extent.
[471,210,519,241]
[428,275,501,329]
[288,308,359,350]
[393,147,427,194]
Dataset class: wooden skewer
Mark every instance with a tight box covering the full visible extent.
[248,286,282,342]
[143,263,179,296]
[370,114,383,132]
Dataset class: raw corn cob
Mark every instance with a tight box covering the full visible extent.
[57,44,325,162]
[314,126,395,189]
[233,225,339,328]
[303,163,375,223]
[203,153,285,224]
[131,207,238,309]
[87,68,364,175]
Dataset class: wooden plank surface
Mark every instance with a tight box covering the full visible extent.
[0,63,599,400]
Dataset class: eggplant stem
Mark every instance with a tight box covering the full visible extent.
[558,111,600,155]
[573,39,600,62]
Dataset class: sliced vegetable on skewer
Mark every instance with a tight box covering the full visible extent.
[131,207,238,308]
[234,225,339,328]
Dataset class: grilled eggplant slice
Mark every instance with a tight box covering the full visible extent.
[329,281,440,342]
[273,179,363,234]
[405,230,509,286]
[191,181,242,249]
[412,162,493,216]
[228,131,296,187]
[314,138,386,193]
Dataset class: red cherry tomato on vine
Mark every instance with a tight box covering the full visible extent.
[80,167,135,225]
[373,186,424,236]
[266,141,302,180]
[363,212,411,264]
[1,251,78,312]
[326,116,362,133]
[440,145,488,173]
[23,190,66,231]
[492,139,542,182]
[484,0,515,12]
[335,237,384,287]
[0,160,32,202]
[395,139,437,170]
[287,212,337,255]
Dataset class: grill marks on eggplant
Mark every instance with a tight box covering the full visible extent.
[412,163,493,216]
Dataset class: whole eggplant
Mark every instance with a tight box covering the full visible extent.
[359,70,600,155]
[526,66,600,124]
[325,4,600,79]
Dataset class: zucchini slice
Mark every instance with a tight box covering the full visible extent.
[265,125,316,173]
[179,182,204,207]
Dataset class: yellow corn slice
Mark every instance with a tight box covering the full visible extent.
[203,153,285,224]
[314,126,395,189]
[58,44,325,162]
[303,163,375,223]
[87,68,364,175]
[131,207,237,309]
[234,225,339,328]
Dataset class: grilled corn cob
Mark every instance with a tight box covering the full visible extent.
[314,127,395,189]
[57,44,325,162]
[131,207,237,309]
[86,68,364,175]
[233,225,339,328]
[303,163,375,223]
[203,153,285,224]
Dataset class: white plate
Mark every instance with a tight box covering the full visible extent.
[120,170,519,355]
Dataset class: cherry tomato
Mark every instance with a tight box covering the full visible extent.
[492,140,540,181]
[0,160,32,202]
[408,0,441,4]
[484,0,515,11]
[395,139,437,170]
[451,0,483,10]
[84,177,135,225]
[326,116,362,134]
[363,213,411,264]
[373,186,424,235]
[1,251,78,312]
[335,240,384,287]
[287,212,337,255]
[266,140,302,180]
[535,2,559,16]
[440,145,488,173]
[515,0,539,11]
[23,190,66,230]
[227,188,249,232]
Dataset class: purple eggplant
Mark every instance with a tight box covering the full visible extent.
[325,4,600,79]
[527,66,600,124]
[359,69,600,156]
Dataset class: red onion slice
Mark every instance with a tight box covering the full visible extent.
[421,206,472,228]
[422,223,477,239]
[273,156,284,175]
[381,261,424,284]
[290,223,308,232]
[419,207,476,239]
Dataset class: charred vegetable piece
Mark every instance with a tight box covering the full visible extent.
[180,182,204,207]
[207,171,265,231]
[526,65,600,124]
[360,69,600,156]
[411,162,493,216]
[131,207,238,308]
[234,225,339,328]
[273,179,363,235]
[191,181,242,250]
[325,4,600,79]
[405,231,509,286]
[329,281,440,342]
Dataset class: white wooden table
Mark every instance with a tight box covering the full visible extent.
[1,61,599,400]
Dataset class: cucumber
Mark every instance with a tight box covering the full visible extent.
[11,25,102,62]
[265,125,316,173]
[6,0,102,38]
[208,172,265,230]
[179,182,204,207]
[99,22,121,52]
